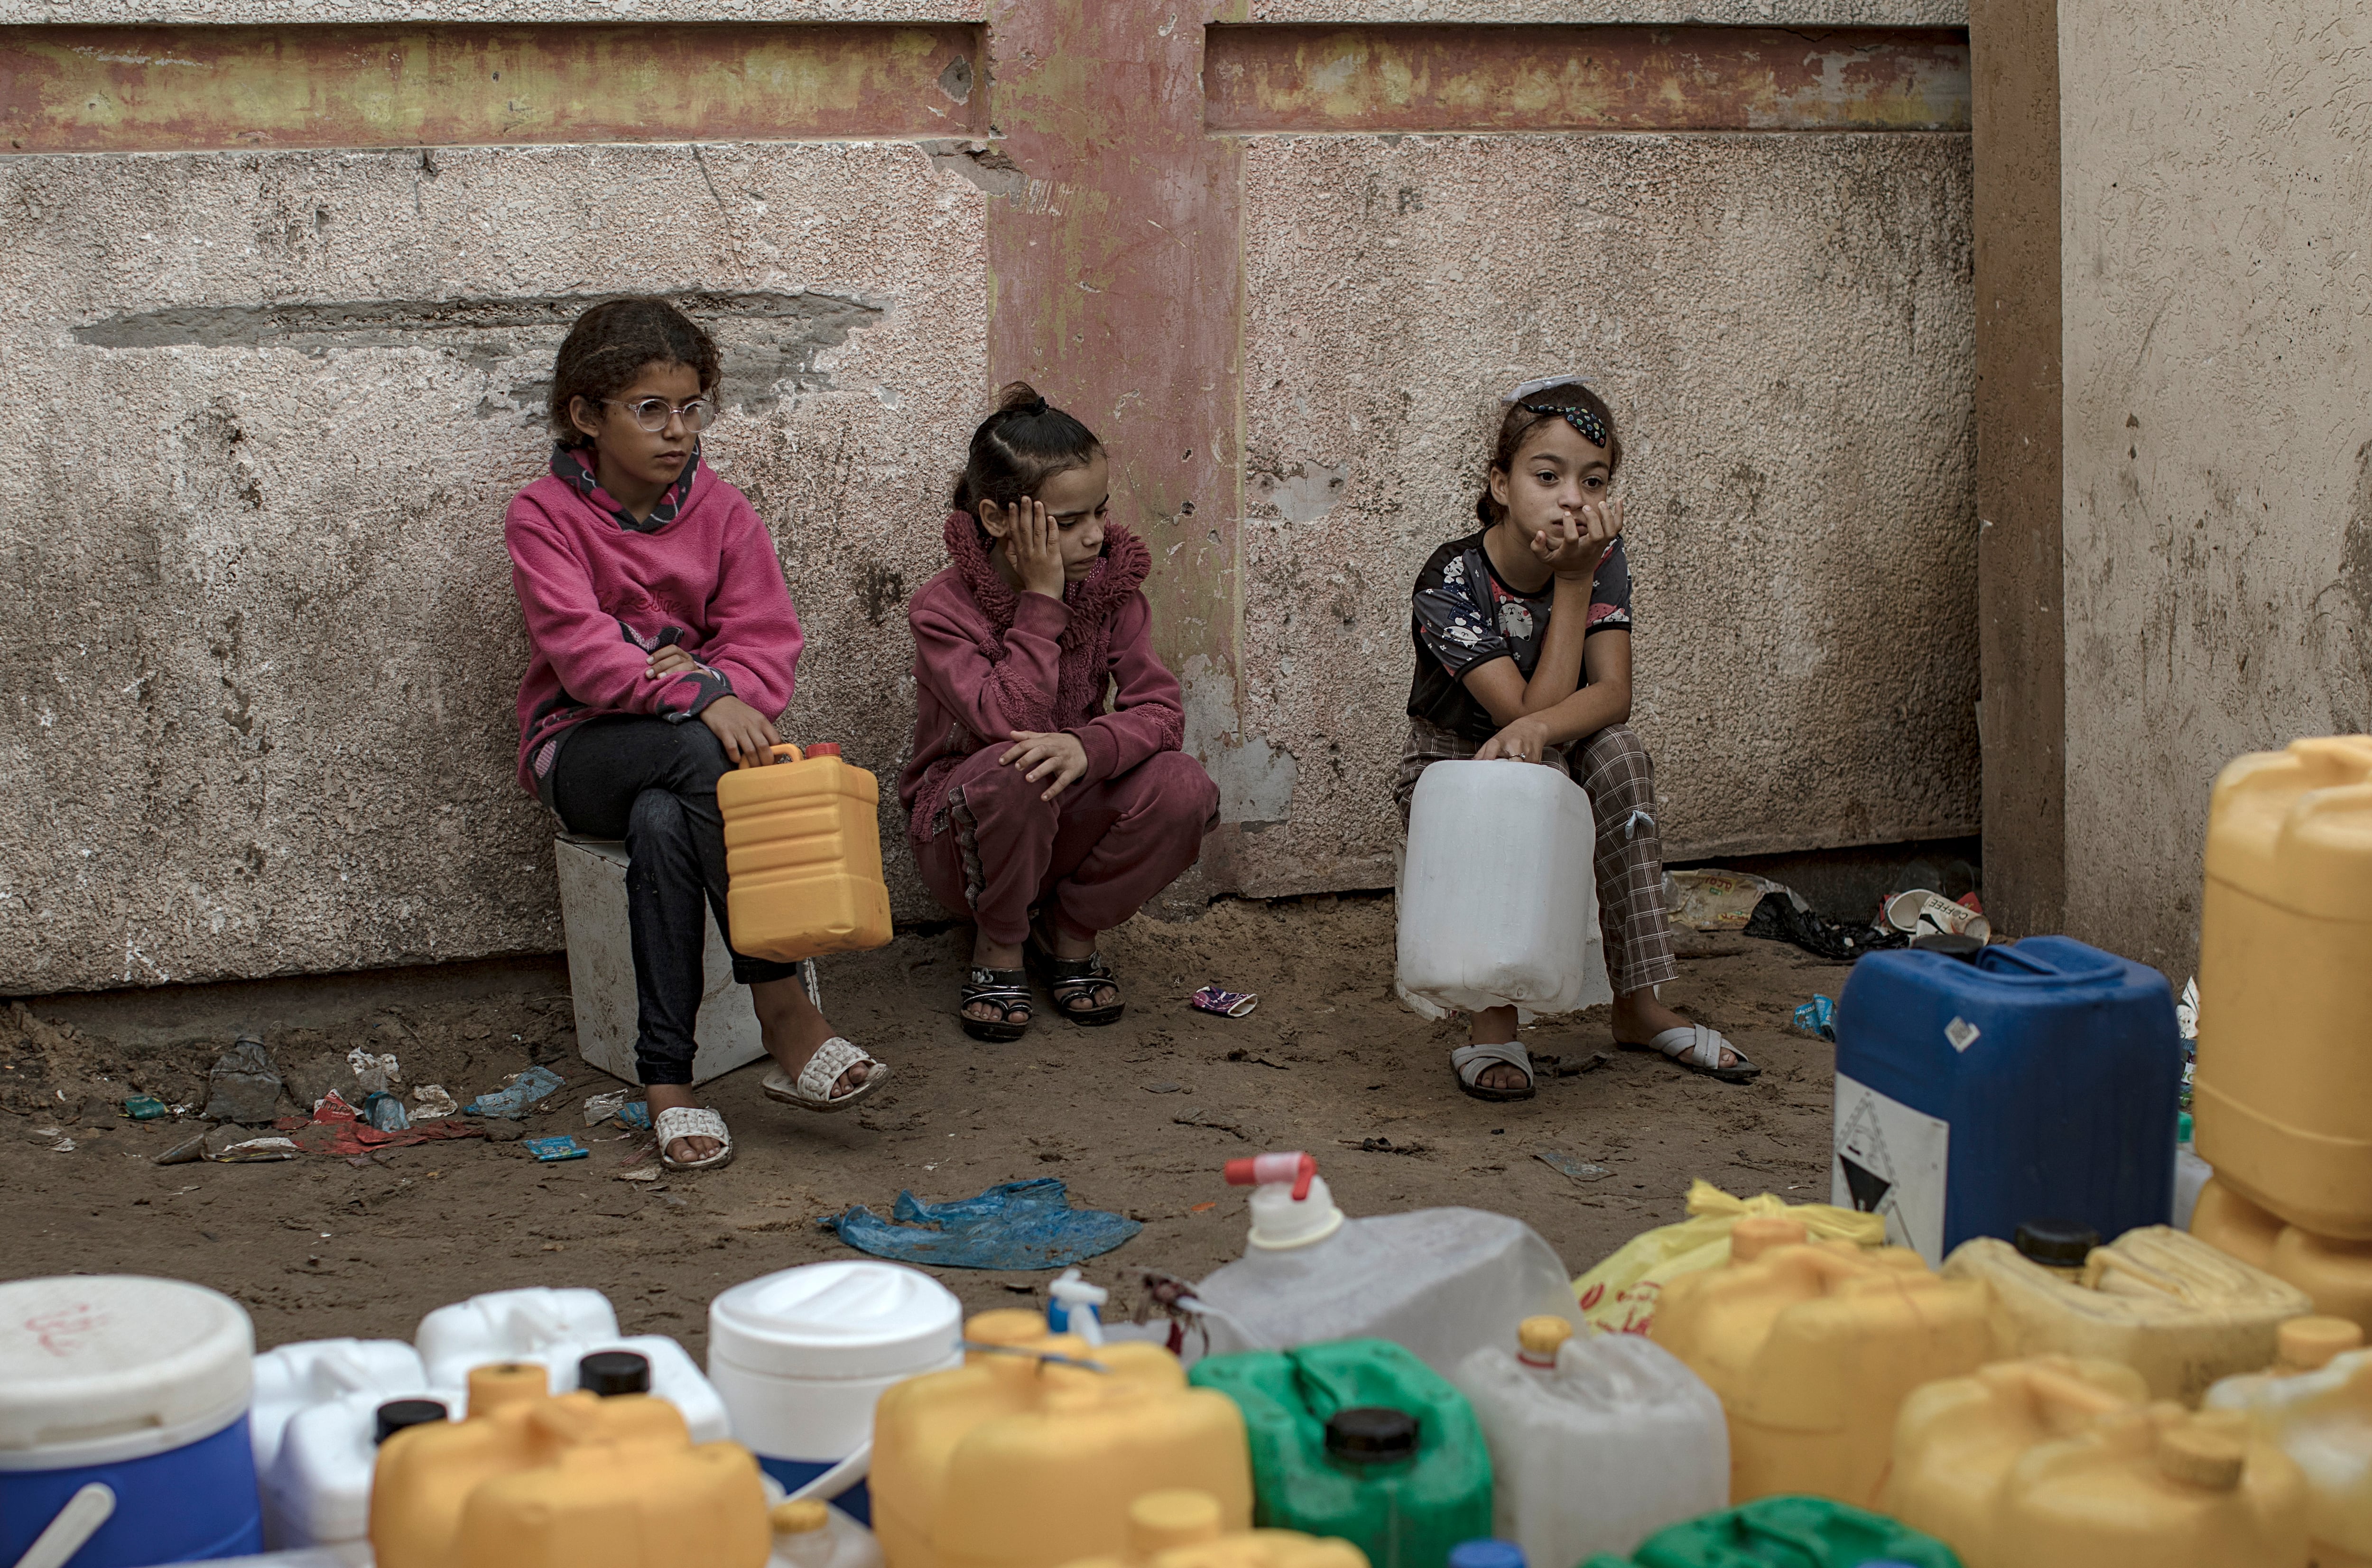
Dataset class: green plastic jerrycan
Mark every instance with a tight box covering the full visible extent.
[1189,1338,1491,1568]
[1577,1495,1963,1568]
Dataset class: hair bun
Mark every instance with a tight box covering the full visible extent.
[995,380,1050,418]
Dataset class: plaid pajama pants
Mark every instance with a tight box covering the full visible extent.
[1392,717,1680,998]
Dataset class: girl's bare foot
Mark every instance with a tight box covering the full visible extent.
[645,1081,719,1164]
[1029,915,1116,1014]
[1612,987,1745,1071]
[966,932,1030,1029]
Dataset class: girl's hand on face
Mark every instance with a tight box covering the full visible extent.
[1533,497,1624,579]
[1476,713,1557,765]
[1000,729,1090,801]
[647,645,699,682]
[1000,498,1069,600]
[699,694,780,767]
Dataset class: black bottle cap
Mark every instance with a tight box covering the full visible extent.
[1912,931,1987,962]
[578,1350,651,1396]
[374,1398,449,1445]
[1324,1406,1419,1464]
[2014,1219,2100,1267]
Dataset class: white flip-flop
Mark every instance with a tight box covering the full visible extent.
[1632,1023,1760,1084]
[1451,1040,1537,1102]
[762,1037,892,1114]
[653,1105,734,1171]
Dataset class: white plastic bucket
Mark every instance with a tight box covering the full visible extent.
[0,1275,264,1567]
[707,1262,963,1524]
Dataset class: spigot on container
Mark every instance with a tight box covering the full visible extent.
[1048,1268,1110,1345]
[1225,1150,1345,1251]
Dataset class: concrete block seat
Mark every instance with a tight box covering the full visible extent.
[554,835,818,1088]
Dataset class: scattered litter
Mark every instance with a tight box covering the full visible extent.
[122,1095,167,1121]
[1883,888,1992,943]
[1339,1135,1428,1155]
[306,1090,361,1125]
[1537,1052,1611,1078]
[1190,986,1259,1018]
[1142,1082,1186,1094]
[1535,1146,1611,1183]
[155,1131,208,1165]
[202,1036,286,1124]
[615,1167,662,1184]
[2177,976,2200,1040]
[345,1045,400,1093]
[463,1064,569,1120]
[47,1136,77,1153]
[825,1177,1143,1270]
[1190,1200,1217,1212]
[524,1134,588,1163]
[409,1084,459,1121]
[584,1088,631,1125]
[1173,1108,1249,1140]
[1742,892,1904,963]
[1223,1048,1289,1070]
[205,1126,300,1163]
[1663,869,1788,932]
[617,1101,650,1131]
[1792,995,1837,1042]
[361,1091,411,1132]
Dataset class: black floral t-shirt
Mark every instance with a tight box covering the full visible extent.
[1405,529,1634,743]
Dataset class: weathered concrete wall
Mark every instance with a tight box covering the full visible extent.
[1231,131,1977,893]
[0,5,1979,994]
[1969,0,2063,940]
[2060,0,2372,977]
[0,141,985,992]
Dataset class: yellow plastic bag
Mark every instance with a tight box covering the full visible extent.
[1572,1179,1885,1334]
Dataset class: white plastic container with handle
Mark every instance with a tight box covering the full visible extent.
[413,1287,730,1440]
[1397,759,1610,1016]
[1454,1316,1728,1567]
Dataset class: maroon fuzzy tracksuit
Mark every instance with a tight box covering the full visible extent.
[898,512,1218,944]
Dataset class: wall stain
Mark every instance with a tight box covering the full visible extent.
[857,562,908,628]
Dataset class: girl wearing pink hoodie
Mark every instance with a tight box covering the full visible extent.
[506,297,891,1171]
[899,384,1219,1039]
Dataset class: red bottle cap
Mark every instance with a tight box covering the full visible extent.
[806,743,842,758]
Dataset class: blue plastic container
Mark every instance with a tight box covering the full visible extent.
[1832,936,2183,1264]
[0,1276,264,1567]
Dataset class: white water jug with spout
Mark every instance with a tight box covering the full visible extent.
[1397,758,1610,1015]
[1185,1152,1584,1375]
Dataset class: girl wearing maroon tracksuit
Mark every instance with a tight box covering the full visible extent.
[505,297,890,1172]
[899,384,1220,1039]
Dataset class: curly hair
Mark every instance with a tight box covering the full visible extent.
[949,381,1103,518]
[548,297,721,448]
[1476,380,1622,527]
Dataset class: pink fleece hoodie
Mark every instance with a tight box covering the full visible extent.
[505,444,803,795]
[899,511,1186,839]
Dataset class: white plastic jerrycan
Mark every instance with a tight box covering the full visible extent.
[1397,758,1611,1016]
[250,1338,438,1549]
[1454,1316,1728,1567]
[2205,1342,2372,1566]
[1186,1152,1584,1375]
[413,1285,730,1441]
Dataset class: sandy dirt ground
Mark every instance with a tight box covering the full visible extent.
[0,895,1848,1357]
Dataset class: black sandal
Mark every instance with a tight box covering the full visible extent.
[1025,936,1126,1027]
[960,966,1033,1042]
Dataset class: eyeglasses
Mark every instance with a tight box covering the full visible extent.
[604,396,717,434]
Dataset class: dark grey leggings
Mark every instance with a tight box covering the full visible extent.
[547,715,801,1086]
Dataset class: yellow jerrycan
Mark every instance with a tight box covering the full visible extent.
[1942,1224,2312,1402]
[1055,1489,1369,1568]
[1884,1356,2150,1567]
[716,742,894,964]
[370,1363,771,1568]
[2205,1339,2372,1567]
[1889,1358,2305,1568]
[1649,1240,1990,1506]
[2193,1178,2372,1337]
[2196,735,2372,1239]
[870,1312,1254,1568]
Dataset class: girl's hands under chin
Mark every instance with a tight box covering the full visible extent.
[995,497,1069,600]
[1476,714,1557,764]
[1532,497,1624,579]
[699,694,780,766]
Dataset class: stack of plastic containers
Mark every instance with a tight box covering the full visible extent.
[2191,737,2372,1335]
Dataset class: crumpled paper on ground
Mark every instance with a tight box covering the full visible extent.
[825,1177,1142,1270]
[1572,1179,1885,1335]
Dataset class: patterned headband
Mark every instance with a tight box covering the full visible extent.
[1503,374,1608,448]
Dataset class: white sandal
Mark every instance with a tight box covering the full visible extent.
[1638,1023,1760,1084]
[653,1105,734,1171]
[762,1037,892,1114]
[1451,1040,1536,1102]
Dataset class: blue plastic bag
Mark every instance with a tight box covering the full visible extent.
[1792,995,1837,1042]
[464,1064,568,1120]
[826,1178,1142,1270]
